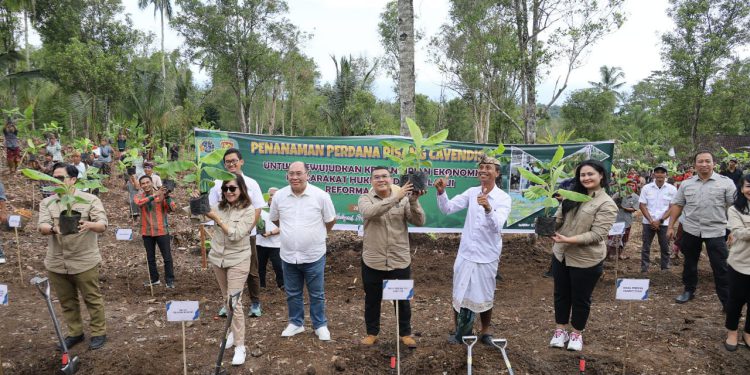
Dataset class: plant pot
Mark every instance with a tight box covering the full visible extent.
[400,171,429,191]
[59,211,82,235]
[189,193,211,215]
[126,166,136,176]
[535,216,557,237]
[163,179,176,192]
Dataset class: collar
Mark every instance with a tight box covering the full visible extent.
[289,183,310,197]
[369,185,398,200]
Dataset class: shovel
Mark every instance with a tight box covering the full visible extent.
[31,276,80,375]
[490,338,515,375]
[462,335,477,375]
[212,290,242,375]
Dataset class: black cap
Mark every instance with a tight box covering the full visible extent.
[653,165,668,173]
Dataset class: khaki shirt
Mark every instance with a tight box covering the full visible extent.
[358,185,425,271]
[553,190,618,268]
[38,190,108,274]
[208,204,256,268]
[671,173,735,238]
[727,206,750,275]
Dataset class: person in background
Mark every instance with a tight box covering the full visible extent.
[200,175,255,366]
[3,121,20,174]
[132,162,162,190]
[116,133,127,154]
[721,158,743,187]
[169,143,179,161]
[606,180,639,260]
[548,160,617,352]
[256,187,284,290]
[724,174,750,351]
[46,136,63,162]
[70,152,87,179]
[134,175,176,288]
[639,165,677,272]
[97,138,113,164]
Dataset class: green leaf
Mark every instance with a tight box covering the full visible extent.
[381,140,411,150]
[542,197,560,208]
[22,168,62,184]
[422,129,449,146]
[203,166,235,181]
[183,174,199,183]
[550,146,565,167]
[406,118,423,150]
[524,185,547,200]
[557,189,592,202]
[516,167,546,186]
[200,148,228,166]
[386,155,403,164]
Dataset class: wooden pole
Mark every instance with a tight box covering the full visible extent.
[15,227,22,285]
[395,301,400,375]
[200,225,207,270]
[613,234,622,288]
[623,301,632,375]
[182,321,187,375]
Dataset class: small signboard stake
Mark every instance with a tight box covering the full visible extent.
[382,280,414,375]
[166,300,200,375]
[8,215,22,283]
[615,278,649,375]
[608,222,626,286]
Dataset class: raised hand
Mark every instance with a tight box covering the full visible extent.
[434,175,449,194]
[398,181,414,200]
[477,186,491,213]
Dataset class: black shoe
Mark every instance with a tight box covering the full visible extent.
[89,335,106,350]
[479,333,494,346]
[724,340,738,352]
[495,273,503,281]
[543,270,552,278]
[57,334,84,351]
[675,291,694,304]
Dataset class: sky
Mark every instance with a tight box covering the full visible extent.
[124,0,674,103]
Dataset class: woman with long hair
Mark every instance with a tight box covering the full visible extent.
[548,160,617,351]
[196,174,255,366]
[724,174,750,351]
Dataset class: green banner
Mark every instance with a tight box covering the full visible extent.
[194,129,614,233]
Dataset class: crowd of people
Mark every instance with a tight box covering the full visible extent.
[0,131,747,368]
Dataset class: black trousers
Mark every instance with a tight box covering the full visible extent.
[257,245,284,288]
[725,266,750,332]
[552,256,603,331]
[362,261,411,336]
[680,231,729,307]
[143,235,174,283]
[641,224,670,271]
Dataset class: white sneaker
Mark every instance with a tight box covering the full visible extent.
[0,256,6,264]
[281,324,305,337]
[314,326,331,341]
[567,331,583,351]
[549,328,569,348]
[231,345,246,366]
[222,331,234,348]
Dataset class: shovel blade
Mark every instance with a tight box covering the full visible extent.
[60,355,80,375]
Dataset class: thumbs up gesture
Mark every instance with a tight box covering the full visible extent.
[434,175,449,195]
[477,186,491,213]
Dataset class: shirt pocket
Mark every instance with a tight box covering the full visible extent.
[709,187,727,205]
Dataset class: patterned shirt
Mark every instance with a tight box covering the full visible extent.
[134,192,176,237]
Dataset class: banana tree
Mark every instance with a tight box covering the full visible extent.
[168,148,234,214]
[21,168,90,235]
[380,117,449,191]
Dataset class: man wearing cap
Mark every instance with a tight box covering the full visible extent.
[720,158,742,187]
[668,151,736,309]
[434,155,512,345]
[639,165,678,272]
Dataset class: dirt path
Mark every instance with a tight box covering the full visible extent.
[0,174,748,374]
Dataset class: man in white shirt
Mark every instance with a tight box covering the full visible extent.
[434,155,512,345]
[639,165,677,273]
[70,152,87,179]
[208,148,265,317]
[270,161,336,341]
[256,187,284,289]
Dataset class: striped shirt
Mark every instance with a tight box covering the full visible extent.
[134,192,176,237]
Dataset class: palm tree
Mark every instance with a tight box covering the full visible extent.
[589,65,626,92]
[138,0,173,81]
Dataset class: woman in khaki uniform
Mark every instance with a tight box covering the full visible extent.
[725,174,750,351]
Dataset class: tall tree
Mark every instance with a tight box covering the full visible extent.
[661,0,750,147]
[509,0,625,143]
[397,0,415,136]
[138,0,173,81]
[320,55,378,136]
[589,65,625,92]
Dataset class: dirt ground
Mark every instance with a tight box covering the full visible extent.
[0,172,749,375]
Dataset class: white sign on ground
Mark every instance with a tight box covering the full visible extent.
[115,228,133,240]
[609,222,626,236]
[0,284,8,305]
[616,279,650,300]
[166,301,200,322]
[7,215,21,228]
[383,280,414,300]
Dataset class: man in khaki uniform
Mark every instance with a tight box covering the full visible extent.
[38,163,109,350]
[357,166,425,348]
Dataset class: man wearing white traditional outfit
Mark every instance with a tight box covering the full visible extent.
[434,155,512,345]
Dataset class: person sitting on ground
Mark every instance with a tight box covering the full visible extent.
[46,136,63,162]
[3,121,20,174]
[70,152,87,180]
[134,175,176,289]
[197,175,255,366]
[606,180,639,260]
[548,160,617,352]
[724,173,750,351]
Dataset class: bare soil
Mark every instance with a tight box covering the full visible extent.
[0,173,748,374]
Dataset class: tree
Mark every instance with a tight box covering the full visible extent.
[589,65,625,92]
[560,88,616,141]
[661,0,750,147]
[397,0,415,136]
[320,55,378,136]
[509,0,625,143]
[138,0,173,82]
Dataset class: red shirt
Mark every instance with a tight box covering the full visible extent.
[133,193,176,237]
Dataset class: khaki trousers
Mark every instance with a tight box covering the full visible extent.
[213,255,251,346]
[47,266,107,337]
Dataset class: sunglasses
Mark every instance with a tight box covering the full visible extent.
[221,185,239,193]
[53,175,68,181]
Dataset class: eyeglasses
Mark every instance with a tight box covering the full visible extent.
[224,159,240,166]
[221,186,239,193]
[287,171,306,177]
[53,175,68,181]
